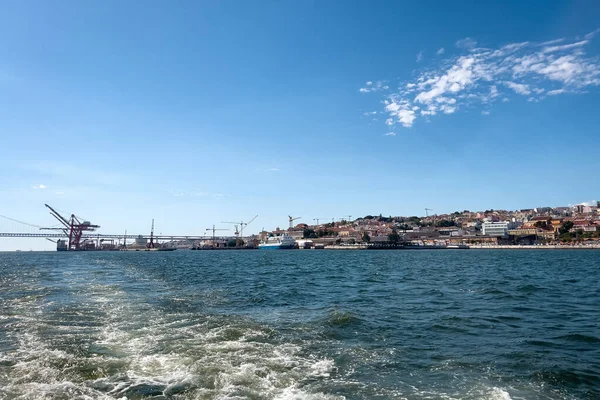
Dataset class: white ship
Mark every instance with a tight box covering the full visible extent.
[258,233,296,249]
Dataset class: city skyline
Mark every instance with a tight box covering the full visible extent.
[1,1,600,250]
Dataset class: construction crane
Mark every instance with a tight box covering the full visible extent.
[425,208,433,217]
[340,215,352,223]
[288,215,301,229]
[206,225,228,247]
[41,204,100,250]
[221,215,258,240]
[313,218,329,226]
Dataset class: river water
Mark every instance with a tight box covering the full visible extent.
[0,250,598,399]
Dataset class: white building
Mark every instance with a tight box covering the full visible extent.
[482,222,509,237]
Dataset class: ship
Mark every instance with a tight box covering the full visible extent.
[258,233,296,249]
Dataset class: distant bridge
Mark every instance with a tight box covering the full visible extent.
[0,213,233,243]
[0,232,230,241]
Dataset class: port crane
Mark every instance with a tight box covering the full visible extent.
[40,204,100,250]
[340,215,352,223]
[288,215,301,229]
[147,219,155,248]
[425,208,433,217]
[221,215,258,240]
[206,225,228,247]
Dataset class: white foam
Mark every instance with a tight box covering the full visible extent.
[3,278,342,399]
[487,387,512,400]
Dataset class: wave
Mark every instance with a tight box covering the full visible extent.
[2,283,341,400]
[553,333,600,343]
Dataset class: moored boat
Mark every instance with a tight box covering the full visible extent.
[258,233,296,249]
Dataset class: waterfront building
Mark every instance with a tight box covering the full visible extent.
[482,221,510,237]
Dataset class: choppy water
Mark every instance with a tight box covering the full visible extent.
[0,250,599,400]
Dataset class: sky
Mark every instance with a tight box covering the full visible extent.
[1,0,599,250]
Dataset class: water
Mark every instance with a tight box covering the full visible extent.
[0,250,598,400]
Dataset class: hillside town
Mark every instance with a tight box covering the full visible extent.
[262,202,600,247]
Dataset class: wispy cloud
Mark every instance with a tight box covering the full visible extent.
[547,88,567,96]
[504,81,531,95]
[360,33,600,128]
[542,40,588,53]
[55,191,64,195]
[437,47,445,55]
[32,184,47,189]
[383,132,396,136]
[359,80,389,93]
[540,38,565,46]
[267,167,280,172]
[416,51,424,63]
[456,37,477,49]
[585,28,600,40]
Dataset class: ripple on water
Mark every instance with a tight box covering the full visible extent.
[0,250,599,399]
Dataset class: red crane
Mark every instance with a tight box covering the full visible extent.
[42,204,100,250]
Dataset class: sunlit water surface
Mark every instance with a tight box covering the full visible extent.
[1,250,598,399]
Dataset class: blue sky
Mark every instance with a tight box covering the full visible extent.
[1,0,599,250]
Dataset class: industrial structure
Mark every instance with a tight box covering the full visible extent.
[41,204,101,250]
[0,205,239,251]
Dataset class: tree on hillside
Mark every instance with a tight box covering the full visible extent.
[559,221,574,235]
[407,216,421,226]
[303,228,317,239]
[436,220,456,227]
[362,232,371,243]
[388,228,401,244]
[397,223,411,232]
[559,232,572,242]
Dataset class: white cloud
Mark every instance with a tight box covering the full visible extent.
[363,111,378,116]
[417,51,424,63]
[384,98,417,127]
[504,81,531,95]
[482,110,490,115]
[363,32,600,129]
[543,40,588,53]
[32,184,47,189]
[55,191,64,195]
[267,167,280,172]
[359,80,389,93]
[437,48,445,55]
[585,28,600,40]
[456,37,477,49]
[383,132,396,136]
[547,88,566,96]
[540,38,565,46]
[489,85,499,98]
